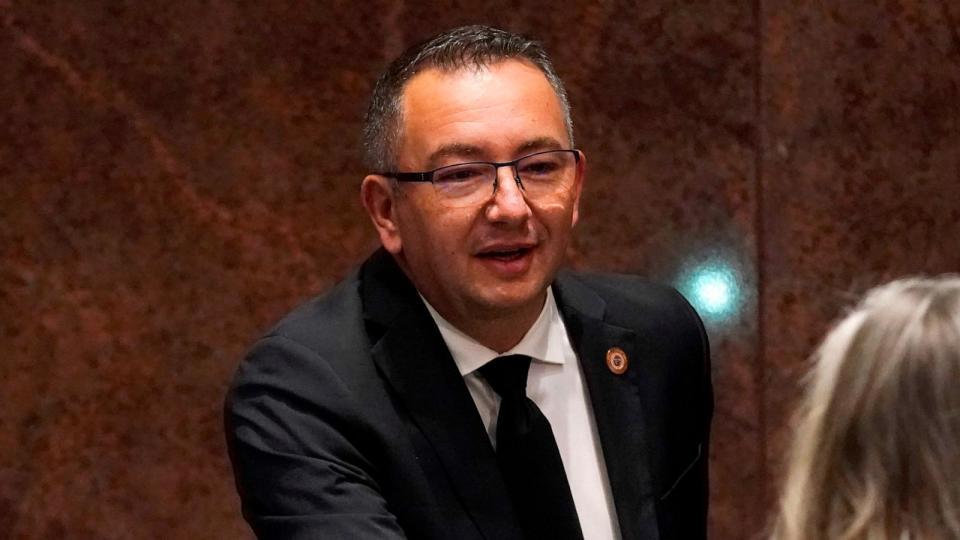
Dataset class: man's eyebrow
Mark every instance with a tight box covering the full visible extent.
[426,144,485,168]
[426,137,566,168]
[515,137,564,155]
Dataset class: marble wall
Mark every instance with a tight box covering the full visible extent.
[2,1,957,538]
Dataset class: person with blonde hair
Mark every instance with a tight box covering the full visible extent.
[773,276,960,540]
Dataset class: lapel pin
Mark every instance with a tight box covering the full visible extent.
[606,347,628,375]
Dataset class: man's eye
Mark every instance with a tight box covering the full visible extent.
[520,161,560,175]
[435,166,486,183]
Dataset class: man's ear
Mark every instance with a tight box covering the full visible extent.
[360,175,403,254]
[570,150,586,227]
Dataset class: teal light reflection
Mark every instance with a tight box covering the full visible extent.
[677,261,741,323]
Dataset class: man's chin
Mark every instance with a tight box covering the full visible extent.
[469,284,549,318]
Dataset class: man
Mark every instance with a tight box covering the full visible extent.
[225,25,712,540]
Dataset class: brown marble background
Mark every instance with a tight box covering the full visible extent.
[1,1,957,538]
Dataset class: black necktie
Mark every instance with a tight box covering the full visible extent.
[479,354,584,540]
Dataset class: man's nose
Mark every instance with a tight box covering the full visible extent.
[486,165,531,222]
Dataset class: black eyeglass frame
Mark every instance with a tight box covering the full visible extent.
[377,149,582,184]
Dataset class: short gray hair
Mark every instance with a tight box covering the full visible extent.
[362,25,574,171]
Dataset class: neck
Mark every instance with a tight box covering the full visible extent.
[457,306,542,353]
[432,292,547,353]
[391,254,548,353]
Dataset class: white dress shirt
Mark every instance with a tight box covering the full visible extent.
[421,287,622,540]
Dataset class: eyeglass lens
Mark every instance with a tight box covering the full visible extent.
[431,150,577,207]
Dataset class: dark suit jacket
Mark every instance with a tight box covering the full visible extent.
[225,249,712,540]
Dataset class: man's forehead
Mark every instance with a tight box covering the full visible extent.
[409,57,541,84]
[395,60,567,165]
[425,138,565,166]
[399,59,556,109]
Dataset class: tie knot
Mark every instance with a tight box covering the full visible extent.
[478,354,532,399]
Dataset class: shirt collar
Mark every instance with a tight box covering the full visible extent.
[421,287,567,377]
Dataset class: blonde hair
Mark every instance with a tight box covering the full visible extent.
[773,276,960,540]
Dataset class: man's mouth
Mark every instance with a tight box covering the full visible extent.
[476,246,534,262]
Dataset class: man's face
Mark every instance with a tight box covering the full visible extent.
[366,60,584,329]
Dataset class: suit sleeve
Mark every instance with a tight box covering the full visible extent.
[224,334,407,540]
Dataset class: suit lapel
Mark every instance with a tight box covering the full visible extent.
[361,251,522,540]
[554,273,661,540]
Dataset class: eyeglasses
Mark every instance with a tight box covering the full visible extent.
[378,149,581,208]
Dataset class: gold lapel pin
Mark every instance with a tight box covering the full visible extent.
[606,347,628,375]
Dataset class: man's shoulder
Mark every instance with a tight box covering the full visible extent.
[227,268,376,405]
[556,269,703,333]
[558,269,688,310]
[263,271,365,349]
[559,269,675,297]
